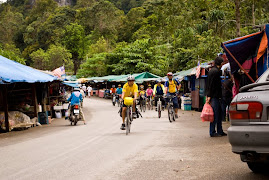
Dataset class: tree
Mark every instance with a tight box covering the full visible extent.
[77,53,107,78]
[0,5,24,45]
[30,45,72,70]
[235,0,241,37]
[64,23,86,74]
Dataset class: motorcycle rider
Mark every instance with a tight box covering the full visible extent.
[67,88,86,125]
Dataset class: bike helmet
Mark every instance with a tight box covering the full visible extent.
[73,88,80,91]
[127,75,135,81]
[148,84,151,87]
[167,72,173,76]
[156,80,161,83]
[140,85,144,89]
[118,84,121,87]
[112,85,115,88]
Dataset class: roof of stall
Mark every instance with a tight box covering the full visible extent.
[0,55,57,84]
[113,72,160,82]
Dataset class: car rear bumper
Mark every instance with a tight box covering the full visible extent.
[228,125,269,153]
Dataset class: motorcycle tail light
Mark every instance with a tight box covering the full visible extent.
[74,105,79,109]
[229,102,263,120]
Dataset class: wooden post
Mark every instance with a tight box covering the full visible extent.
[3,85,9,132]
[32,84,38,118]
[222,43,255,83]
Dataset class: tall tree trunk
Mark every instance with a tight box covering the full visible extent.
[252,0,255,25]
[235,0,241,37]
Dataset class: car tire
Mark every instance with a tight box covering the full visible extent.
[247,162,269,173]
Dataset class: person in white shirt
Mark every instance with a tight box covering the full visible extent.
[87,86,92,98]
[82,84,87,95]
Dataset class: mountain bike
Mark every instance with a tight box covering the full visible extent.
[147,96,153,110]
[124,97,134,135]
[112,93,116,106]
[140,96,146,112]
[167,95,176,123]
[116,95,122,107]
[156,95,163,118]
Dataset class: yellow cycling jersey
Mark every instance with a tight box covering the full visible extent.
[139,90,145,96]
[123,83,138,97]
[165,79,180,93]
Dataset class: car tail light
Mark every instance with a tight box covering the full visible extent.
[74,105,79,109]
[229,102,263,120]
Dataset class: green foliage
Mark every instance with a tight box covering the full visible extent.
[30,45,72,70]
[77,53,107,78]
[0,44,26,64]
[1,0,269,77]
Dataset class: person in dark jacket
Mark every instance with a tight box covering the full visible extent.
[221,76,233,121]
[206,56,227,137]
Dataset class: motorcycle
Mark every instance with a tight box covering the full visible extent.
[69,104,81,125]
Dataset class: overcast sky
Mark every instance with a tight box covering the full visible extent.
[0,0,7,2]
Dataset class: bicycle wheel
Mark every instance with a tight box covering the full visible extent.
[158,104,161,118]
[168,105,172,123]
[126,108,130,135]
[172,108,176,121]
[142,100,146,112]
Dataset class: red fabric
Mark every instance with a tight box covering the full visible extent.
[201,103,214,122]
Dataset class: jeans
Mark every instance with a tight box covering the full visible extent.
[210,98,224,135]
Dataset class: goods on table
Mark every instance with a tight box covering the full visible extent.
[181,96,192,111]
[0,111,36,131]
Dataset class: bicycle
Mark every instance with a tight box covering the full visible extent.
[140,96,146,112]
[147,96,153,110]
[156,95,163,118]
[112,93,116,106]
[123,97,134,135]
[167,95,176,123]
[116,95,122,107]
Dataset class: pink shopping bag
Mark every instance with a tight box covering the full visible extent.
[201,103,214,122]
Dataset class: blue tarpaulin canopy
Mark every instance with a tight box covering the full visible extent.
[0,55,57,84]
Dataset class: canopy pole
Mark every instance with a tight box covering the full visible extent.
[222,43,255,83]
[32,84,38,118]
[3,85,9,132]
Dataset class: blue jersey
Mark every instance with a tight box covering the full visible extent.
[116,88,123,95]
[68,92,83,105]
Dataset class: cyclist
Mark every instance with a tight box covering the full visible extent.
[67,88,86,125]
[146,84,153,108]
[116,84,123,98]
[153,80,165,110]
[164,72,181,118]
[138,85,146,105]
[121,75,138,130]
[110,85,117,94]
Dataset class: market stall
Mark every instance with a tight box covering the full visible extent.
[0,55,57,132]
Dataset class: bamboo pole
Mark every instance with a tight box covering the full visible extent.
[222,43,255,83]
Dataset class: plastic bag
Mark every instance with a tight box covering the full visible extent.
[201,103,214,122]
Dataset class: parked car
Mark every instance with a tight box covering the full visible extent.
[228,68,269,173]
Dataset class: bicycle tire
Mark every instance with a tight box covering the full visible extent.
[158,104,161,118]
[168,105,172,123]
[126,108,130,135]
[142,100,146,112]
[172,108,176,121]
